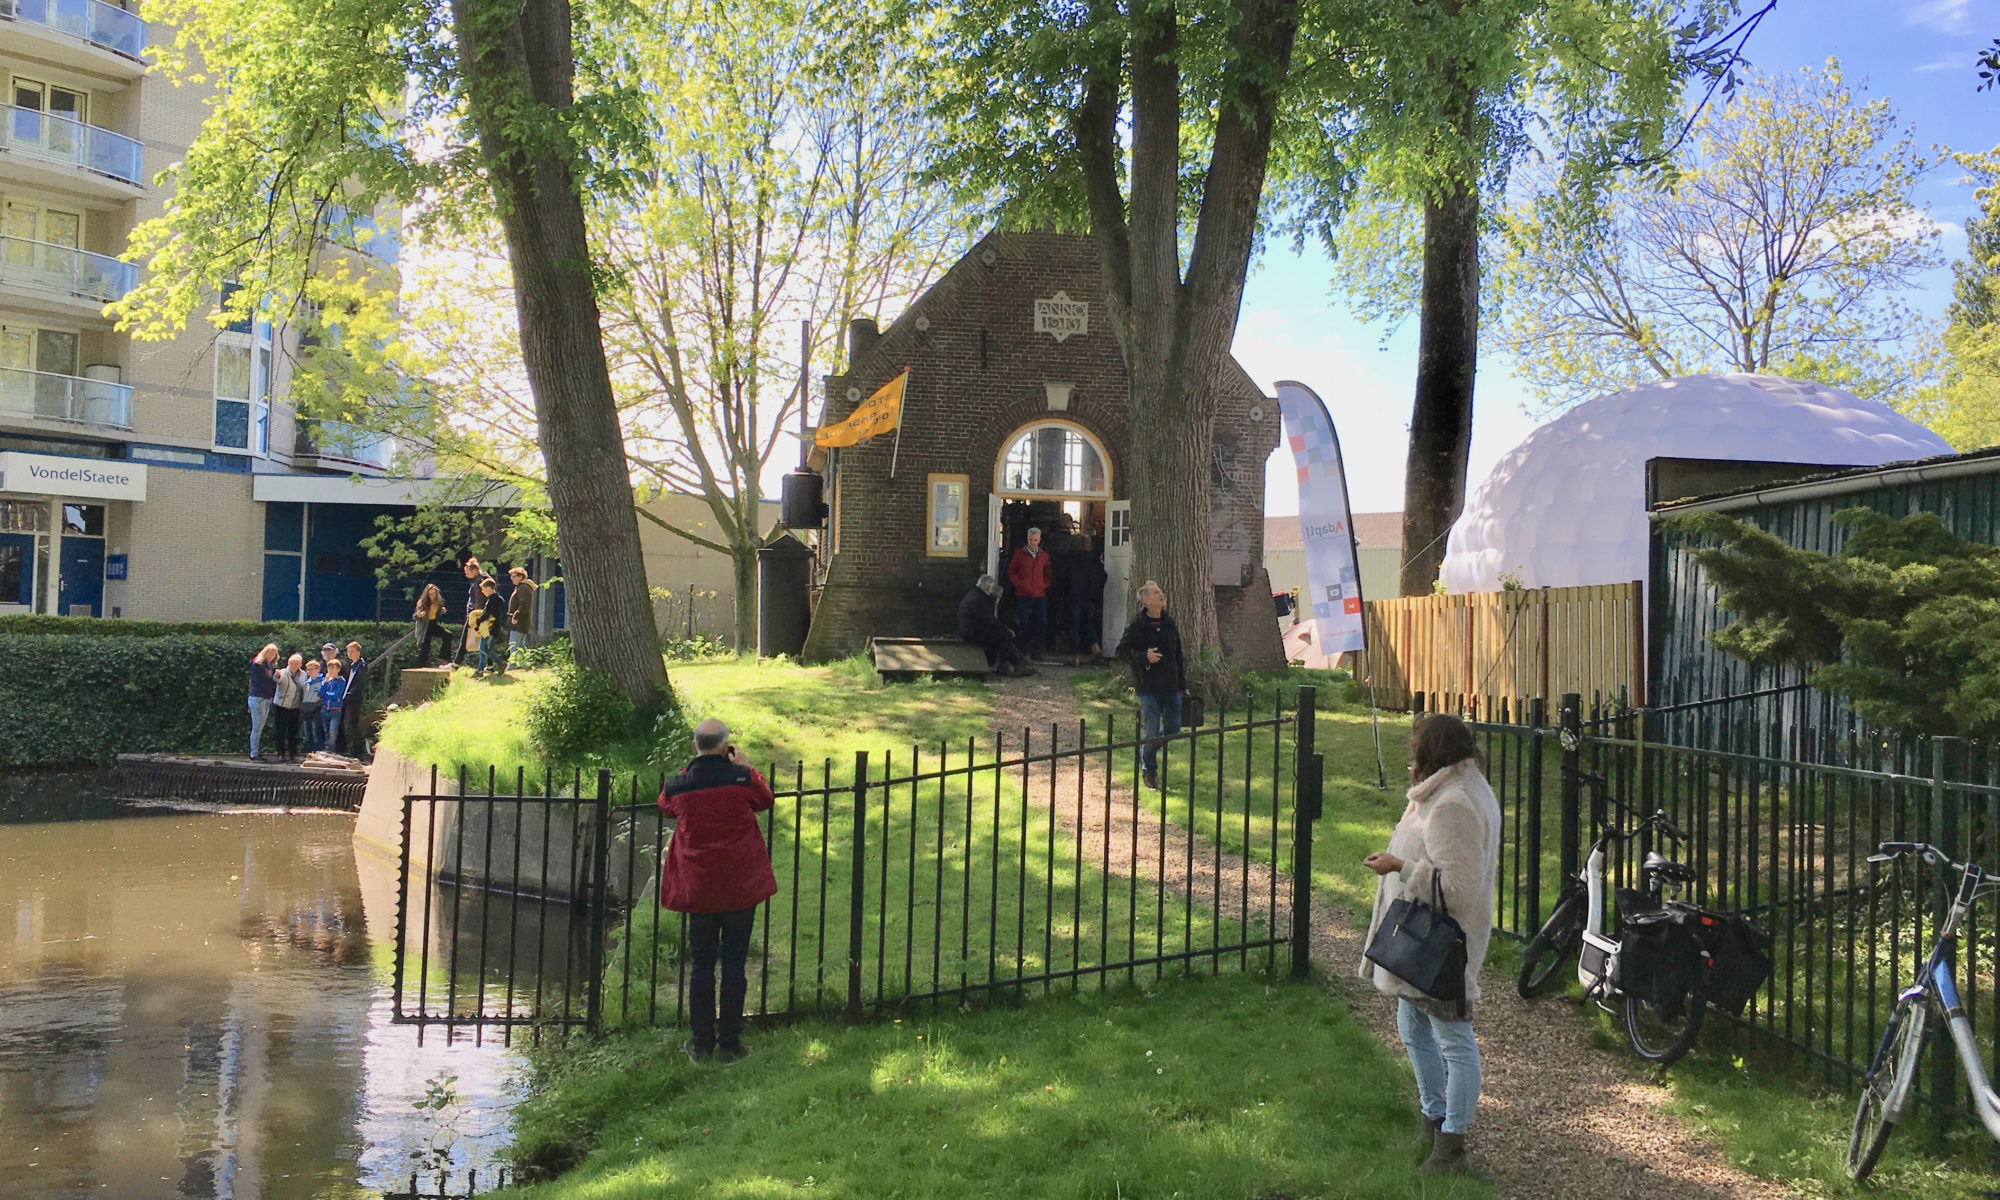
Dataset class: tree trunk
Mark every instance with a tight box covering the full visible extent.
[1399,180,1481,596]
[732,536,757,654]
[450,0,667,705]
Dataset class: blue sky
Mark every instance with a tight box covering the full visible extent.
[1240,0,2000,517]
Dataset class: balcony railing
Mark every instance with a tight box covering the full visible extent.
[0,235,137,304]
[0,0,148,61]
[295,419,395,470]
[1,103,143,185]
[0,365,133,428]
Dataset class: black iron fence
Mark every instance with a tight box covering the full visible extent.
[1431,689,1996,1137]
[389,689,1324,1042]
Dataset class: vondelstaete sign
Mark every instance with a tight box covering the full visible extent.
[0,451,148,501]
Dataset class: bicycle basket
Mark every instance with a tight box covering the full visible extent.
[1704,913,1772,1016]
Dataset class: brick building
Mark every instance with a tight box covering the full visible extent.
[800,231,1284,668]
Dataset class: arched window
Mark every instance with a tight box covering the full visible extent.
[993,421,1111,499]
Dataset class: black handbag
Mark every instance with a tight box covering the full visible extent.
[1364,873,1469,1014]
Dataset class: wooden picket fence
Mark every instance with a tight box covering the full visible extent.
[1351,582,1644,715]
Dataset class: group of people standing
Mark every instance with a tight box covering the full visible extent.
[246,640,367,761]
[956,519,1108,676]
[414,556,537,678]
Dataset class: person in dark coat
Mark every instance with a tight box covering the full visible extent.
[337,640,369,758]
[1114,580,1188,790]
[1062,533,1106,661]
[456,555,484,665]
[658,718,779,1064]
[956,574,1033,677]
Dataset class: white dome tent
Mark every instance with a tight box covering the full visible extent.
[1439,375,1954,594]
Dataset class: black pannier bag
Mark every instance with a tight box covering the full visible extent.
[1613,889,1700,1007]
[1703,912,1773,1016]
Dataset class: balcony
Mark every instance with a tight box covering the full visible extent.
[295,419,395,473]
[0,234,136,313]
[0,364,132,429]
[0,0,148,72]
[1,103,144,195]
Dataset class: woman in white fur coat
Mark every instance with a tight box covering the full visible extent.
[1360,712,1501,1176]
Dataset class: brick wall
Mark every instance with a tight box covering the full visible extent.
[802,232,1283,669]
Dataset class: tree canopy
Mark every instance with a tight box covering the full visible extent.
[1495,61,1944,414]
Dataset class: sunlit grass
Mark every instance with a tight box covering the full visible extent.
[495,972,1491,1200]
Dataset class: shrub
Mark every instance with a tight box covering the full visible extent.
[524,665,637,764]
[507,633,574,671]
[0,630,408,766]
[0,615,406,642]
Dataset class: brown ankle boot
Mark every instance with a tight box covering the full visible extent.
[1418,1115,1443,1153]
[1420,1130,1468,1174]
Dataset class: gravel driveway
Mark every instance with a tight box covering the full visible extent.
[984,669,1793,1200]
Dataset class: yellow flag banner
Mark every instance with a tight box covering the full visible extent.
[815,369,908,449]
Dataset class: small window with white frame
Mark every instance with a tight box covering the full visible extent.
[212,312,274,455]
[927,473,969,557]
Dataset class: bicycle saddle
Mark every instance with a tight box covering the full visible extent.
[1643,851,1696,883]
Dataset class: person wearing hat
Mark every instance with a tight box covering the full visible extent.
[502,565,537,674]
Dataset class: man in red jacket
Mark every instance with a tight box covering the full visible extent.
[1006,525,1054,658]
[658,717,777,1063]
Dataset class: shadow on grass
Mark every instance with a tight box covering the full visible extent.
[497,972,1490,1200]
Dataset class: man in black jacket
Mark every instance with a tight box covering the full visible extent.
[956,574,1034,677]
[1115,580,1186,790]
[455,555,483,665]
[338,640,370,758]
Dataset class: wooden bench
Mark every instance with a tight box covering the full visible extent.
[868,636,992,680]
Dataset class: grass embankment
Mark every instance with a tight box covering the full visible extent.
[496,972,1488,1200]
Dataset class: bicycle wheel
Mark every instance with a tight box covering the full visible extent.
[1847,997,1927,1181]
[1517,891,1585,998]
[1624,971,1709,1065]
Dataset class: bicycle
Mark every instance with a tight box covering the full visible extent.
[1846,841,2000,1181]
[1517,767,1766,1066]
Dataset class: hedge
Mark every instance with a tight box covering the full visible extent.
[0,615,409,641]
[0,625,413,767]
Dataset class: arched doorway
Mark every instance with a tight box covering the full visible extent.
[988,420,1127,655]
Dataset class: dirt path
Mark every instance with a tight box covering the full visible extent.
[984,668,1792,1200]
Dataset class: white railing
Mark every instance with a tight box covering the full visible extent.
[0,365,133,428]
[1,103,143,184]
[0,0,148,61]
[0,235,137,303]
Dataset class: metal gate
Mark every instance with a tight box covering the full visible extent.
[392,688,1326,1039]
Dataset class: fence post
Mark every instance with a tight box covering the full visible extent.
[847,751,870,1021]
[586,768,611,1031]
[1526,696,1546,931]
[1291,686,1321,980]
[1931,737,1959,1142]
[1559,693,1582,884]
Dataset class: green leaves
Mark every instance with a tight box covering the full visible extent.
[1673,506,2000,737]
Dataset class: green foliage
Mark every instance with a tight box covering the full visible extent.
[1911,145,2000,450]
[524,665,640,765]
[0,616,404,642]
[507,635,574,672]
[359,505,519,591]
[0,627,405,766]
[496,974,1480,1200]
[1497,61,1946,413]
[1671,507,2000,736]
[660,633,733,663]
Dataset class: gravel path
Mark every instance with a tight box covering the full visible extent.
[984,667,1792,1200]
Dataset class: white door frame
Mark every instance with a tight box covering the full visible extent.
[1101,499,1132,652]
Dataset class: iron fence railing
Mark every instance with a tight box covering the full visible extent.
[1441,688,1997,1139]
[388,690,1324,1043]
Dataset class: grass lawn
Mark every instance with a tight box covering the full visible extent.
[495,972,1488,1200]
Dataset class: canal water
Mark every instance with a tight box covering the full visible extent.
[0,776,523,1199]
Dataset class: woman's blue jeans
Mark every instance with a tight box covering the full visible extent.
[1397,998,1482,1134]
[1137,692,1182,777]
[247,696,272,758]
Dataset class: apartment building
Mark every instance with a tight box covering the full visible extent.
[0,0,426,621]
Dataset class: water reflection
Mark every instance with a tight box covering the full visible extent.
[0,805,521,1199]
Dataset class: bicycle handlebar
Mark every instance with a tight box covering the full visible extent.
[1869,841,1989,884]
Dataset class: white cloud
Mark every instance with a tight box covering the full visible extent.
[1906,0,1972,34]
[1915,54,1965,73]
